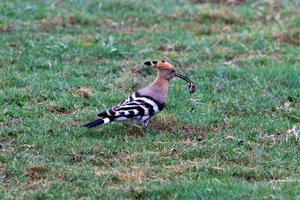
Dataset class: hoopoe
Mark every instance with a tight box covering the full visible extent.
[84,60,195,128]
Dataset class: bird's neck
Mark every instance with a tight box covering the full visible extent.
[149,72,169,100]
[137,71,169,103]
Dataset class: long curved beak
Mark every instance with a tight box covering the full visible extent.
[175,72,196,93]
[175,72,194,84]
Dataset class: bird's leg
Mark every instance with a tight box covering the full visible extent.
[142,119,150,128]
[130,120,137,127]
[133,123,146,135]
[142,119,156,133]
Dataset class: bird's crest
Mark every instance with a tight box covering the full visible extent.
[144,60,173,70]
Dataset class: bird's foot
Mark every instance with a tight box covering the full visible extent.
[133,124,146,135]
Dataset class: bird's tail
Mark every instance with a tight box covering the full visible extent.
[83,118,110,128]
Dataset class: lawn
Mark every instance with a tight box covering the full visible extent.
[0,0,300,199]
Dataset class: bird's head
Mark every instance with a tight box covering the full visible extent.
[144,60,175,80]
[144,60,196,93]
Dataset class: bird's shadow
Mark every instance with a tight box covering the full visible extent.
[80,118,203,140]
[80,123,152,140]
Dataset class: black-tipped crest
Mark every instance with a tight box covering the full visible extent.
[144,61,151,66]
[144,60,158,66]
[144,60,173,69]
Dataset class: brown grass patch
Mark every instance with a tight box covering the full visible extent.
[62,55,82,64]
[35,15,100,32]
[150,114,203,135]
[213,0,243,5]
[77,87,92,98]
[68,150,103,165]
[193,5,242,25]
[273,30,300,46]
[76,35,99,48]
[158,11,183,19]
[0,23,14,33]
[195,12,241,25]
[69,149,134,166]
[35,17,64,32]
[0,139,17,155]
[26,166,48,180]
[159,43,187,53]
[118,28,134,35]
[191,0,243,5]
[47,106,69,114]
[111,167,145,183]
[118,151,133,163]
[230,166,280,182]
[126,127,145,136]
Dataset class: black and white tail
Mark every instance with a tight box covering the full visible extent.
[83,118,110,128]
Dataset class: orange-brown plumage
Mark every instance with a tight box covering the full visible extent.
[152,60,173,70]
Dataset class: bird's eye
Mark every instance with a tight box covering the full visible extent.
[171,69,175,73]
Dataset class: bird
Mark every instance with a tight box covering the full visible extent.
[84,60,195,128]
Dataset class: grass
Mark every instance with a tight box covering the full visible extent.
[1,0,300,199]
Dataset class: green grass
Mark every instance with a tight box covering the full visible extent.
[1,0,300,199]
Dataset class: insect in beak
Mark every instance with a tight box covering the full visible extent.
[175,72,196,93]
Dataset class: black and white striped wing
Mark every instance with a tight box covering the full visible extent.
[97,92,165,123]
